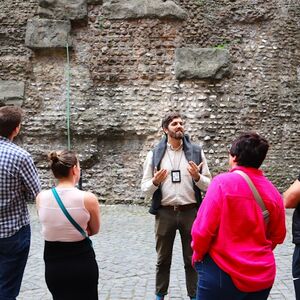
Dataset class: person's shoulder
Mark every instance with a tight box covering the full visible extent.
[190,141,202,149]
[150,139,165,158]
[212,172,234,184]
[83,191,98,203]
[2,142,31,161]
[263,177,282,197]
[9,142,31,157]
[36,189,51,202]
[186,136,202,151]
[38,189,51,195]
[147,150,154,158]
[83,191,99,212]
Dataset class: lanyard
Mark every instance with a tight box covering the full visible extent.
[166,147,184,170]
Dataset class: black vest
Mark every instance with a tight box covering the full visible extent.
[149,135,203,215]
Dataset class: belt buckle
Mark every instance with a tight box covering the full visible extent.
[174,205,179,211]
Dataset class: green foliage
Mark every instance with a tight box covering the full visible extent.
[97,16,105,30]
[214,38,243,49]
[195,0,205,6]
[214,42,230,49]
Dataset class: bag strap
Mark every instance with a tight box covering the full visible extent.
[51,187,92,244]
[234,170,270,224]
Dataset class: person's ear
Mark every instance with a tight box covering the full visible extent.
[10,124,21,140]
[71,165,76,176]
[16,124,21,133]
[232,155,238,162]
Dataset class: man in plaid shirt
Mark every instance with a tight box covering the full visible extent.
[0,106,41,300]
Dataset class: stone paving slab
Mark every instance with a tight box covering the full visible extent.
[19,205,295,300]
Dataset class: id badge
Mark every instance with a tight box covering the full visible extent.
[171,170,181,183]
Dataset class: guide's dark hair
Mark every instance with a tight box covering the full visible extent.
[229,132,269,168]
[161,112,182,129]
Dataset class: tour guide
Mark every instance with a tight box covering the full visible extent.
[141,112,211,300]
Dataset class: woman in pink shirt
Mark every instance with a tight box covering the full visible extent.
[191,132,286,300]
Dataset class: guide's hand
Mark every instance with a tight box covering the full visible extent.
[152,167,168,186]
[188,161,203,182]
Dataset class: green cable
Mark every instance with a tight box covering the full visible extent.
[66,42,83,189]
[66,42,71,150]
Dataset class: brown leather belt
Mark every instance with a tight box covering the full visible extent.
[162,203,197,212]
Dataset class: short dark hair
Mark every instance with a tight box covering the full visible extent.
[0,106,23,138]
[48,150,78,179]
[161,112,182,129]
[229,132,269,168]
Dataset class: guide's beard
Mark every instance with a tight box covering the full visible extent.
[169,130,184,140]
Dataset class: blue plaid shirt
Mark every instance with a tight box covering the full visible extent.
[0,137,41,238]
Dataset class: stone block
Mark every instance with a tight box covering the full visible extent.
[37,0,88,20]
[0,80,25,106]
[175,48,231,80]
[229,5,271,24]
[87,0,102,4]
[103,0,187,20]
[25,19,72,49]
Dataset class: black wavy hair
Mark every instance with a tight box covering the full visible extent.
[229,132,269,168]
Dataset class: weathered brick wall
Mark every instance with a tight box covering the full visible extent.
[0,0,299,203]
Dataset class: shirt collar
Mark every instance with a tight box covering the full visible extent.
[230,165,263,176]
[167,140,183,151]
[0,136,11,143]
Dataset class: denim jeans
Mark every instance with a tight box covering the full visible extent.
[0,225,31,300]
[195,255,271,300]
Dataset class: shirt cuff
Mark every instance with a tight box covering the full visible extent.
[193,175,200,183]
[148,182,159,195]
[194,175,211,191]
[192,252,202,265]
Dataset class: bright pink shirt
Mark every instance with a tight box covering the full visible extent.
[191,166,286,292]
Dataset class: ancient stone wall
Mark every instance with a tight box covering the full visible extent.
[0,0,299,203]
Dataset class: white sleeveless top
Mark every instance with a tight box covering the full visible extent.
[38,187,90,242]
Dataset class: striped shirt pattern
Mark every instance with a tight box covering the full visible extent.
[0,137,41,238]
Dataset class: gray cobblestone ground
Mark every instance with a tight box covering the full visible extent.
[19,205,294,300]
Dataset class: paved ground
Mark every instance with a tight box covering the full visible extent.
[19,205,295,300]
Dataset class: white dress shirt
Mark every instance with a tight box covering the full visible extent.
[141,143,212,206]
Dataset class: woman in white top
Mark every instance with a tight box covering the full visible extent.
[36,150,100,300]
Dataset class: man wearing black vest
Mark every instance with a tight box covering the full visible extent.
[141,112,211,300]
[284,173,300,300]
